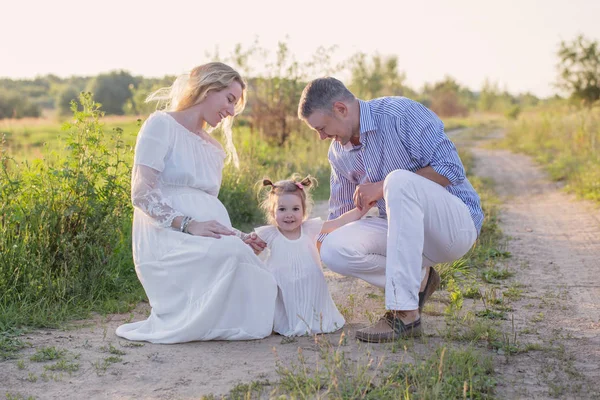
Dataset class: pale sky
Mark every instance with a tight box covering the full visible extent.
[2,0,599,98]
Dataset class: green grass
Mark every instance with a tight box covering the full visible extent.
[5,394,36,400]
[44,359,80,373]
[431,145,507,290]
[29,346,66,362]
[444,112,504,132]
[502,284,523,300]
[481,268,515,283]
[501,105,600,202]
[0,117,141,162]
[210,337,496,399]
[92,355,122,375]
[99,343,126,356]
[0,329,29,360]
[476,309,507,320]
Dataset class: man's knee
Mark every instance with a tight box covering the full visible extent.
[320,233,348,275]
[384,169,417,191]
[384,169,419,201]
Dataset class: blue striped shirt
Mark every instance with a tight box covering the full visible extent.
[324,97,484,237]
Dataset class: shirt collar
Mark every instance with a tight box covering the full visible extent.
[341,99,377,152]
[358,99,377,135]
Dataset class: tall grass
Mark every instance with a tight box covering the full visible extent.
[271,336,495,399]
[431,147,505,289]
[443,112,504,132]
[502,106,600,201]
[1,94,140,330]
[0,93,331,331]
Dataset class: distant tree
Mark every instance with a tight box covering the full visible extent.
[86,70,136,115]
[349,53,411,99]
[477,79,517,113]
[124,76,176,115]
[219,39,337,146]
[56,86,81,117]
[1,77,55,110]
[516,92,540,108]
[478,79,500,112]
[0,88,41,119]
[245,41,305,145]
[556,34,600,106]
[422,76,471,117]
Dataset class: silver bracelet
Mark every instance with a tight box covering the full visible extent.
[232,228,250,241]
[180,216,192,233]
[183,218,193,234]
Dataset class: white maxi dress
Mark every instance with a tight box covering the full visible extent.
[255,218,345,336]
[115,111,277,343]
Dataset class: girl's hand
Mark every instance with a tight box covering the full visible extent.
[356,201,376,218]
[244,232,267,255]
[353,181,384,210]
[186,220,235,238]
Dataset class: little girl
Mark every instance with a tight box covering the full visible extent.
[255,175,371,337]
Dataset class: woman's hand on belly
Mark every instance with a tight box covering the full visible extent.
[187,220,235,239]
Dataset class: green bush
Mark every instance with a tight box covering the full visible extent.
[0,93,143,329]
[0,88,41,119]
[504,105,521,120]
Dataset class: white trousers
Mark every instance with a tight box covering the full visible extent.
[321,170,477,310]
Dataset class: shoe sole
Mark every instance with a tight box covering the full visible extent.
[419,268,440,312]
[355,324,423,343]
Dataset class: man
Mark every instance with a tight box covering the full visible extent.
[297,77,483,342]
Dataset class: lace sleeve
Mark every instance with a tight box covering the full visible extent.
[131,164,184,228]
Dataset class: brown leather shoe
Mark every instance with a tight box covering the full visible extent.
[355,312,422,343]
[419,267,440,312]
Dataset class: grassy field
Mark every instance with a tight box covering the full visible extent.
[501,105,600,202]
[0,112,501,160]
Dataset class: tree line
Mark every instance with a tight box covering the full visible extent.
[1,35,598,141]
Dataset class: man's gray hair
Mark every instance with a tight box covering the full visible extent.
[298,77,355,120]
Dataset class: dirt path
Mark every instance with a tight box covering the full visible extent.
[472,144,600,398]
[2,131,599,399]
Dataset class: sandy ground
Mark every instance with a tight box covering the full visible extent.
[2,130,600,399]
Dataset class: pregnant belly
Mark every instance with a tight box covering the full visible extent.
[166,187,232,228]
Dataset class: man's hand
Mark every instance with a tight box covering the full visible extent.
[244,232,267,255]
[353,181,384,210]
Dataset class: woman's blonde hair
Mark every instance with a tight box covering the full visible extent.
[258,174,318,225]
[146,62,247,167]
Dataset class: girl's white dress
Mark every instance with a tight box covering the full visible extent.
[255,218,345,336]
[115,111,277,343]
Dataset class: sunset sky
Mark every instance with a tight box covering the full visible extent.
[2,0,599,97]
